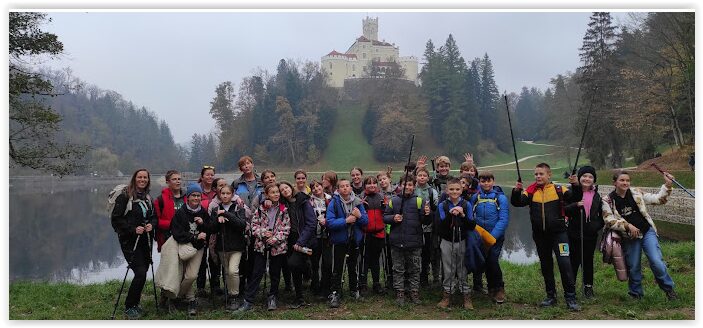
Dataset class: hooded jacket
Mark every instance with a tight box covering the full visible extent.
[470,186,510,240]
[383,194,431,249]
[111,191,157,257]
[565,185,605,241]
[511,182,573,233]
[154,187,185,251]
[326,193,369,245]
[170,203,212,250]
[209,203,247,252]
[362,192,386,238]
[251,202,290,256]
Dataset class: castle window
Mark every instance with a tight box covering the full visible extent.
[352,64,355,71]
[363,53,366,59]
[330,63,333,69]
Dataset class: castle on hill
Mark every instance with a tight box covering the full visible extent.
[321,17,419,88]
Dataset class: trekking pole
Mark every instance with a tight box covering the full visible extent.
[205,247,215,307]
[220,220,229,308]
[399,135,416,215]
[580,210,585,296]
[571,90,597,176]
[111,234,141,320]
[504,95,521,183]
[651,163,695,198]
[147,230,158,313]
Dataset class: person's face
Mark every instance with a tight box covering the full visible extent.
[614,174,630,193]
[202,169,215,185]
[279,184,293,199]
[167,174,182,191]
[468,168,477,178]
[263,173,276,185]
[480,177,494,192]
[447,182,462,200]
[219,188,233,204]
[338,181,352,197]
[187,192,201,207]
[295,174,307,188]
[460,178,469,191]
[402,181,415,196]
[322,178,331,190]
[135,171,149,191]
[216,179,228,192]
[416,171,429,185]
[438,163,450,176]
[534,167,551,185]
[240,161,253,174]
[379,175,390,188]
[312,183,324,197]
[351,169,362,184]
[580,173,595,189]
[365,180,377,194]
[267,186,280,203]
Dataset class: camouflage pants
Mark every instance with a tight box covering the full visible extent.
[390,247,422,292]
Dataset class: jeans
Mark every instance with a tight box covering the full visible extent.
[621,228,675,297]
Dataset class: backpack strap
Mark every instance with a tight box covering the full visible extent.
[416,196,423,210]
[555,184,566,218]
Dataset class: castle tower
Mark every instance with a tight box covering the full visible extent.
[362,16,378,41]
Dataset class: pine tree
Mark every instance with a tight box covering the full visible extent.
[479,54,500,140]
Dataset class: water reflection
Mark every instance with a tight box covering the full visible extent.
[7,179,553,284]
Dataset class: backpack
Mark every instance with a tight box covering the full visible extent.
[472,186,504,216]
[107,184,130,216]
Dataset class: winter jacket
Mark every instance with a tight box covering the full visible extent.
[154,187,185,251]
[200,185,217,210]
[111,191,157,256]
[415,183,438,233]
[511,182,573,233]
[170,204,212,250]
[383,195,431,249]
[232,173,264,211]
[565,185,605,241]
[362,192,386,238]
[437,197,476,242]
[310,193,331,239]
[251,202,290,256]
[601,184,672,238]
[209,203,247,252]
[470,186,510,240]
[431,174,453,193]
[325,193,369,245]
[282,192,317,249]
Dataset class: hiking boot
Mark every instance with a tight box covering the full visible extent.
[540,292,557,307]
[235,300,254,313]
[212,287,225,296]
[350,290,363,301]
[164,298,177,314]
[628,291,643,300]
[187,300,198,316]
[473,285,488,296]
[373,283,386,295]
[226,296,241,311]
[437,291,451,309]
[124,307,141,320]
[267,295,278,311]
[493,287,506,304]
[463,293,474,310]
[158,292,169,310]
[566,298,581,311]
[289,297,306,309]
[666,289,679,301]
[395,291,405,306]
[410,291,421,305]
[584,285,594,299]
[328,292,341,308]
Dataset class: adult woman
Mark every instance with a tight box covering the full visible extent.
[294,170,312,195]
[111,169,157,319]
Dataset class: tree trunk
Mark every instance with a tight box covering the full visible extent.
[669,105,685,147]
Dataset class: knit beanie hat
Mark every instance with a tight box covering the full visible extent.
[185,182,204,197]
[577,166,597,183]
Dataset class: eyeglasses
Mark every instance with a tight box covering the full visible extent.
[203,165,215,170]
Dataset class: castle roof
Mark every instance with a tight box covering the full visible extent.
[355,35,393,46]
[325,50,358,58]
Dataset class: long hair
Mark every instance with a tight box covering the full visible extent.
[127,168,151,199]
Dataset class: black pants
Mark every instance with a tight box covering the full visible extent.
[569,236,598,286]
[288,250,311,299]
[357,235,367,287]
[533,230,576,298]
[485,237,505,290]
[281,254,292,289]
[421,231,441,283]
[384,234,394,288]
[311,237,333,295]
[122,237,150,309]
[243,251,284,303]
[362,235,384,286]
[331,242,359,295]
[239,242,255,289]
[196,246,221,290]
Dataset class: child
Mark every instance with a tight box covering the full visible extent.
[210,184,247,311]
[155,170,185,253]
[325,179,369,308]
[196,167,222,298]
[237,183,291,312]
[436,178,476,310]
[432,156,454,193]
[377,170,395,289]
[511,163,580,311]
[294,170,312,195]
[309,179,332,298]
[460,162,480,196]
[360,176,387,295]
[350,167,365,197]
[601,170,678,301]
[414,167,440,287]
[383,174,431,305]
[322,171,338,195]
[470,170,509,304]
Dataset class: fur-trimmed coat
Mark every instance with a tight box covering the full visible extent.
[601,184,672,238]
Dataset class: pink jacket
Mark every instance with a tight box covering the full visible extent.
[251,203,290,256]
[600,230,627,281]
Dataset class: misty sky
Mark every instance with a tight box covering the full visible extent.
[42,11,633,144]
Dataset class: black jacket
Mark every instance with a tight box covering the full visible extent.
[565,185,605,241]
[111,192,157,256]
[511,183,574,233]
[170,204,212,250]
[436,198,476,242]
[209,203,247,252]
[383,195,431,249]
[283,192,318,249]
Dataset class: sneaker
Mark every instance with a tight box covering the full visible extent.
[212,287,225,296]
[566,298,581,311]
[373,283,386,295]
[628,292,643,300]
[493,287,506,304]
[267,295,278,311]
[410,291,421,305]
[665,289,679,301]
[289,297,306,309]
[124,307,141,320]
[437,291,450,309]
[226,296,240,311]
[235,300,254,313]
[540,293,557,307]
[584,285,594,299]
[328,292,341,308]
[395,291,406,306]
[187,300,198,316]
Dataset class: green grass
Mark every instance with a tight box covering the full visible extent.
[10,241,694,320]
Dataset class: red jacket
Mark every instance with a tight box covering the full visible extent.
[154,187,184,251]
[362,192,386,238]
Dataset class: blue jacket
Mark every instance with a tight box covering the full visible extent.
[470,186,509,240]
[232,173,263,210]
[326,194,369,245]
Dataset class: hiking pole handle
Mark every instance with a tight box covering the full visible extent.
[399,134,416,215]
[504,95,521,183]
[651,163,695,198]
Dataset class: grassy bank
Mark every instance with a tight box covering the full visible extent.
[10,241,694,320]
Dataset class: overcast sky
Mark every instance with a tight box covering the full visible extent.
[42,11,633,144]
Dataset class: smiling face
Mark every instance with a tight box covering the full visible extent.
[437,163,450,176]
[202,169,215,186]
[614,173,630,193]
[580,173,595,190]
[365,179,378,194]
[479,177,494,192]
[350,169,362,185]
[279,183,293,199]
[446,182,462,201]
[187,192,202,207]
[312,182,324,197]
[135,170,149,191]
[266,185,280,203]
[262,172,276,186]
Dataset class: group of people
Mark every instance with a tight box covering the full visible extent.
[110,153,680,319]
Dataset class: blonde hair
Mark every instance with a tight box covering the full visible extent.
[436,156,451,167]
